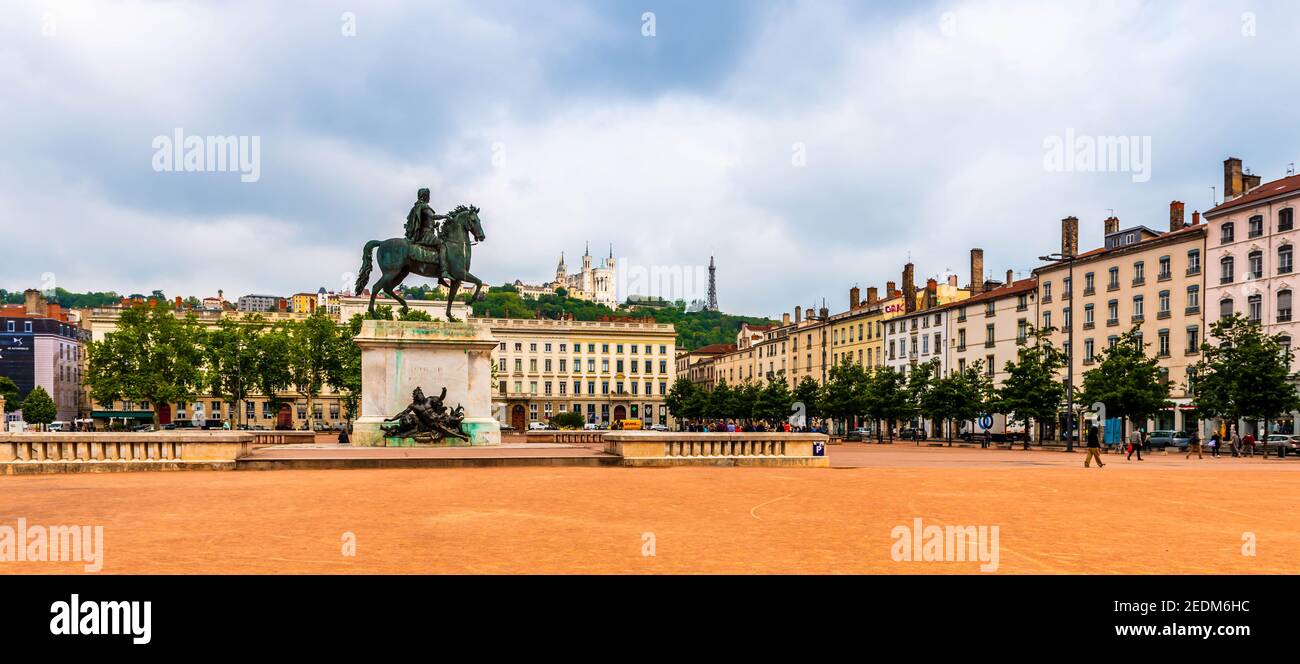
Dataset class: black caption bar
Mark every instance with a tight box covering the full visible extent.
[0,575,1290,654]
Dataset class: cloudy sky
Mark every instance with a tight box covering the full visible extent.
[3,0,1299,316]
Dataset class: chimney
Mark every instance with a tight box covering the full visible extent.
[925,278,938,309]
[794,305,802,323]
[902,263,917,313]
[1104,216,1120,236]
[174,296,183,309]
[1244,170,1262,192]
[278,299,288,313]
[849,286,860,309]
[886,281,896,297]
[1192,210,1201,225]
[1006,269,1014,286]
[819,306,829,319]
[783,312,791,326]
[1169,200,1185,232]
[948,274,959,288]
[970,248,985,294]
[1224,157,1244,200]
[1061,217,1079,257]
[866,287,878,305]
[23,289,46,316]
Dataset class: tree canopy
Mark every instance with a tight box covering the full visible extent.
[1191,314,1300,428]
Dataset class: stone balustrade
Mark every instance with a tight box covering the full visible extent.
[0,432,254,474]
[250,431,317,447]
[524,430,607,445]
[603,432,830,467]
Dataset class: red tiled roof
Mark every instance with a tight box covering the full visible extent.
[1033,222,1207,270]
[1206,174,1300,218]
[945,278,1038,308]
[688,343,737,355]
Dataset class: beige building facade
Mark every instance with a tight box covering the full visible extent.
[489,317,677,428]
[1035,206,1207,434]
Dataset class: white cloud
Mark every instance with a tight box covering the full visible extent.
[3,0,1299,318]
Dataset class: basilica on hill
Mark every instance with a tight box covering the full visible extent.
[511,243,618,309]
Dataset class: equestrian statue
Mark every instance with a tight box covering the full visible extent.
[354,188,487,322]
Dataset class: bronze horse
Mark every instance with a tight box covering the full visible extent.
[354,205,486,321]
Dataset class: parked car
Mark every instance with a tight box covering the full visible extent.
[846,428,871,441]
[1148,430,1191,449]
[1264,435,1299,457]
[647,423,669,432]
[898,427,927,440]
[527,422,553,431]
[499,423,517,432]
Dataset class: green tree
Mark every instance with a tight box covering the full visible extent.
[327,314,365,424]
[87,305,206,429]
[997,328,1066,445]
[1077,327,1172,438]
[792,376,822,424]
[862,366,910,442]
[707,380,735,421]
[922,361,992,443]
[252,322,295,426]
[1191,314,1300,438]
[20,385,57,428]
[820,358,869,434]
[904,360,937,436]
[0,376,23,413]
[202,315,265,428]
[752,375,794,425]
[399,309,434,322]
[550,411,585,429]
[665,377,708,426]
[732,381,762,425]
[285,311,339,430]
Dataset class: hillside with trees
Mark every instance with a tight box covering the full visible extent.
[467,283,775,349]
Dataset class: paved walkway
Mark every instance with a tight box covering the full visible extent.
[829,441,1300,469]
[2,442,1297,574]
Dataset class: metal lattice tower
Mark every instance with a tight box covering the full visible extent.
[706,256,719,311]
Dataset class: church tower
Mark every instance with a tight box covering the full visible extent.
[555,252,567,285]
[605,243,615,270]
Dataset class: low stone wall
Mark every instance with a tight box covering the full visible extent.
[0,432,254,474]
[603,432,830,467]
[524,431,606,445]
[250,431,317,447]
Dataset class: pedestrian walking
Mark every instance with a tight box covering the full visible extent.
[1209,432,1221,458]
[1127,427,1144,461]
[1084,424,1105,468]
[338,425,351,446]
[1242,432,1256,457]
[1185,430,1203,459]
[1230,428,1242,457]
[982,429,991,449]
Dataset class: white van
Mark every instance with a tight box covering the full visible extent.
[48,421,68,432]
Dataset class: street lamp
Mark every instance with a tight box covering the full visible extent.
[1039,252,1077,452]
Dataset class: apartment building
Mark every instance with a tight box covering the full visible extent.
[489,317,677,428]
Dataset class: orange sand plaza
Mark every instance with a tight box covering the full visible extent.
[2,443,1298,574]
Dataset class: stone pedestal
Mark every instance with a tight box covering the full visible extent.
[352,319,500,447]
